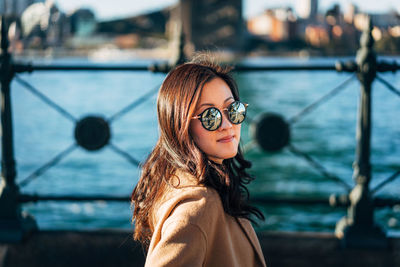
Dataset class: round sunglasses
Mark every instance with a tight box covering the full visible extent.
[191,101,248,131]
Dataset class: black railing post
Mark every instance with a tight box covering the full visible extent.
[0,15,37,242]
[150,20,187,73]
[171,21,186,66]
[335,17,387,249]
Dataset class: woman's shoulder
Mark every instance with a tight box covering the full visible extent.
[163,169,219,201]
[162,183,222,218]
[159,186,223,237]
[154,171,223,228]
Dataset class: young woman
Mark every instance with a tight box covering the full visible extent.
[131,59,267,267]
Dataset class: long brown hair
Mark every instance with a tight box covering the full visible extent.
[131,59,264,246]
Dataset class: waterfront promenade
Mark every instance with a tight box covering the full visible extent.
[1,230,400,266]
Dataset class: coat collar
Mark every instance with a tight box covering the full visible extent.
[236,218,267,267]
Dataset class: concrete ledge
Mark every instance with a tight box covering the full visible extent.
[259,231,400,267]
[1,230,399,266]
[0,230,145,267]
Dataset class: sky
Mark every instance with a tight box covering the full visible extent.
[54,0,400,21]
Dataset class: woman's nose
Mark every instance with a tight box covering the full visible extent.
[219,111,233,130]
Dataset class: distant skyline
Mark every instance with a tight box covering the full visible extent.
[54,0,400,20]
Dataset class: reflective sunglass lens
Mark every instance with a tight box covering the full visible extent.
[228,101,246,124]
[201,108,222,131]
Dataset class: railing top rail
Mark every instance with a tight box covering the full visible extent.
[14,62,339,73]
[234,64,337,71]
[11,61,400,73]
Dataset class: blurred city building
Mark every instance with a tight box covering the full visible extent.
[96,7,171,49]
[0,0,399,56]
[67,8,105,50]
[247,8,297,42]
[70,9,96,38]
[246,0,400,55]
[0,0,44,17]
[179,0,244,52]
[95,0,244,55]
[20,0,69,48]
[296,0,318,20]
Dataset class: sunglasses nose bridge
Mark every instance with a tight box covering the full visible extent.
[219,108,233,130]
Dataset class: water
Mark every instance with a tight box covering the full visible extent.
[8,56,400,235]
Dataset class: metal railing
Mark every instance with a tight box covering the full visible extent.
[0,15,399,249]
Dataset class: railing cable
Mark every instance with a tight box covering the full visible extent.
[14,74,77,122]
[376,74,400,98]
[19,143,77,188]
[287,143,352,191]
[107,83,160,123]
[371,170,400,195]
[288,74,356,125]
[108,143,141,167]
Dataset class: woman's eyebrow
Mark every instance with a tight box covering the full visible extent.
[199,96,234,107]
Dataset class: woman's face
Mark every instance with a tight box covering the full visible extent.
[189,77,241,164]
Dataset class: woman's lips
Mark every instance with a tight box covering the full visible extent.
[217,135,234,143]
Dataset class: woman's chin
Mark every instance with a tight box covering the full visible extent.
[215,152,238,162]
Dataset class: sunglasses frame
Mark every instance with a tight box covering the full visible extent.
[191,101,248,131]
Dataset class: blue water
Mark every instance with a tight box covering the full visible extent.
[8,56,400,235]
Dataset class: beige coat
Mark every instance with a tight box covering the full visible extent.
[145,171,267,267]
